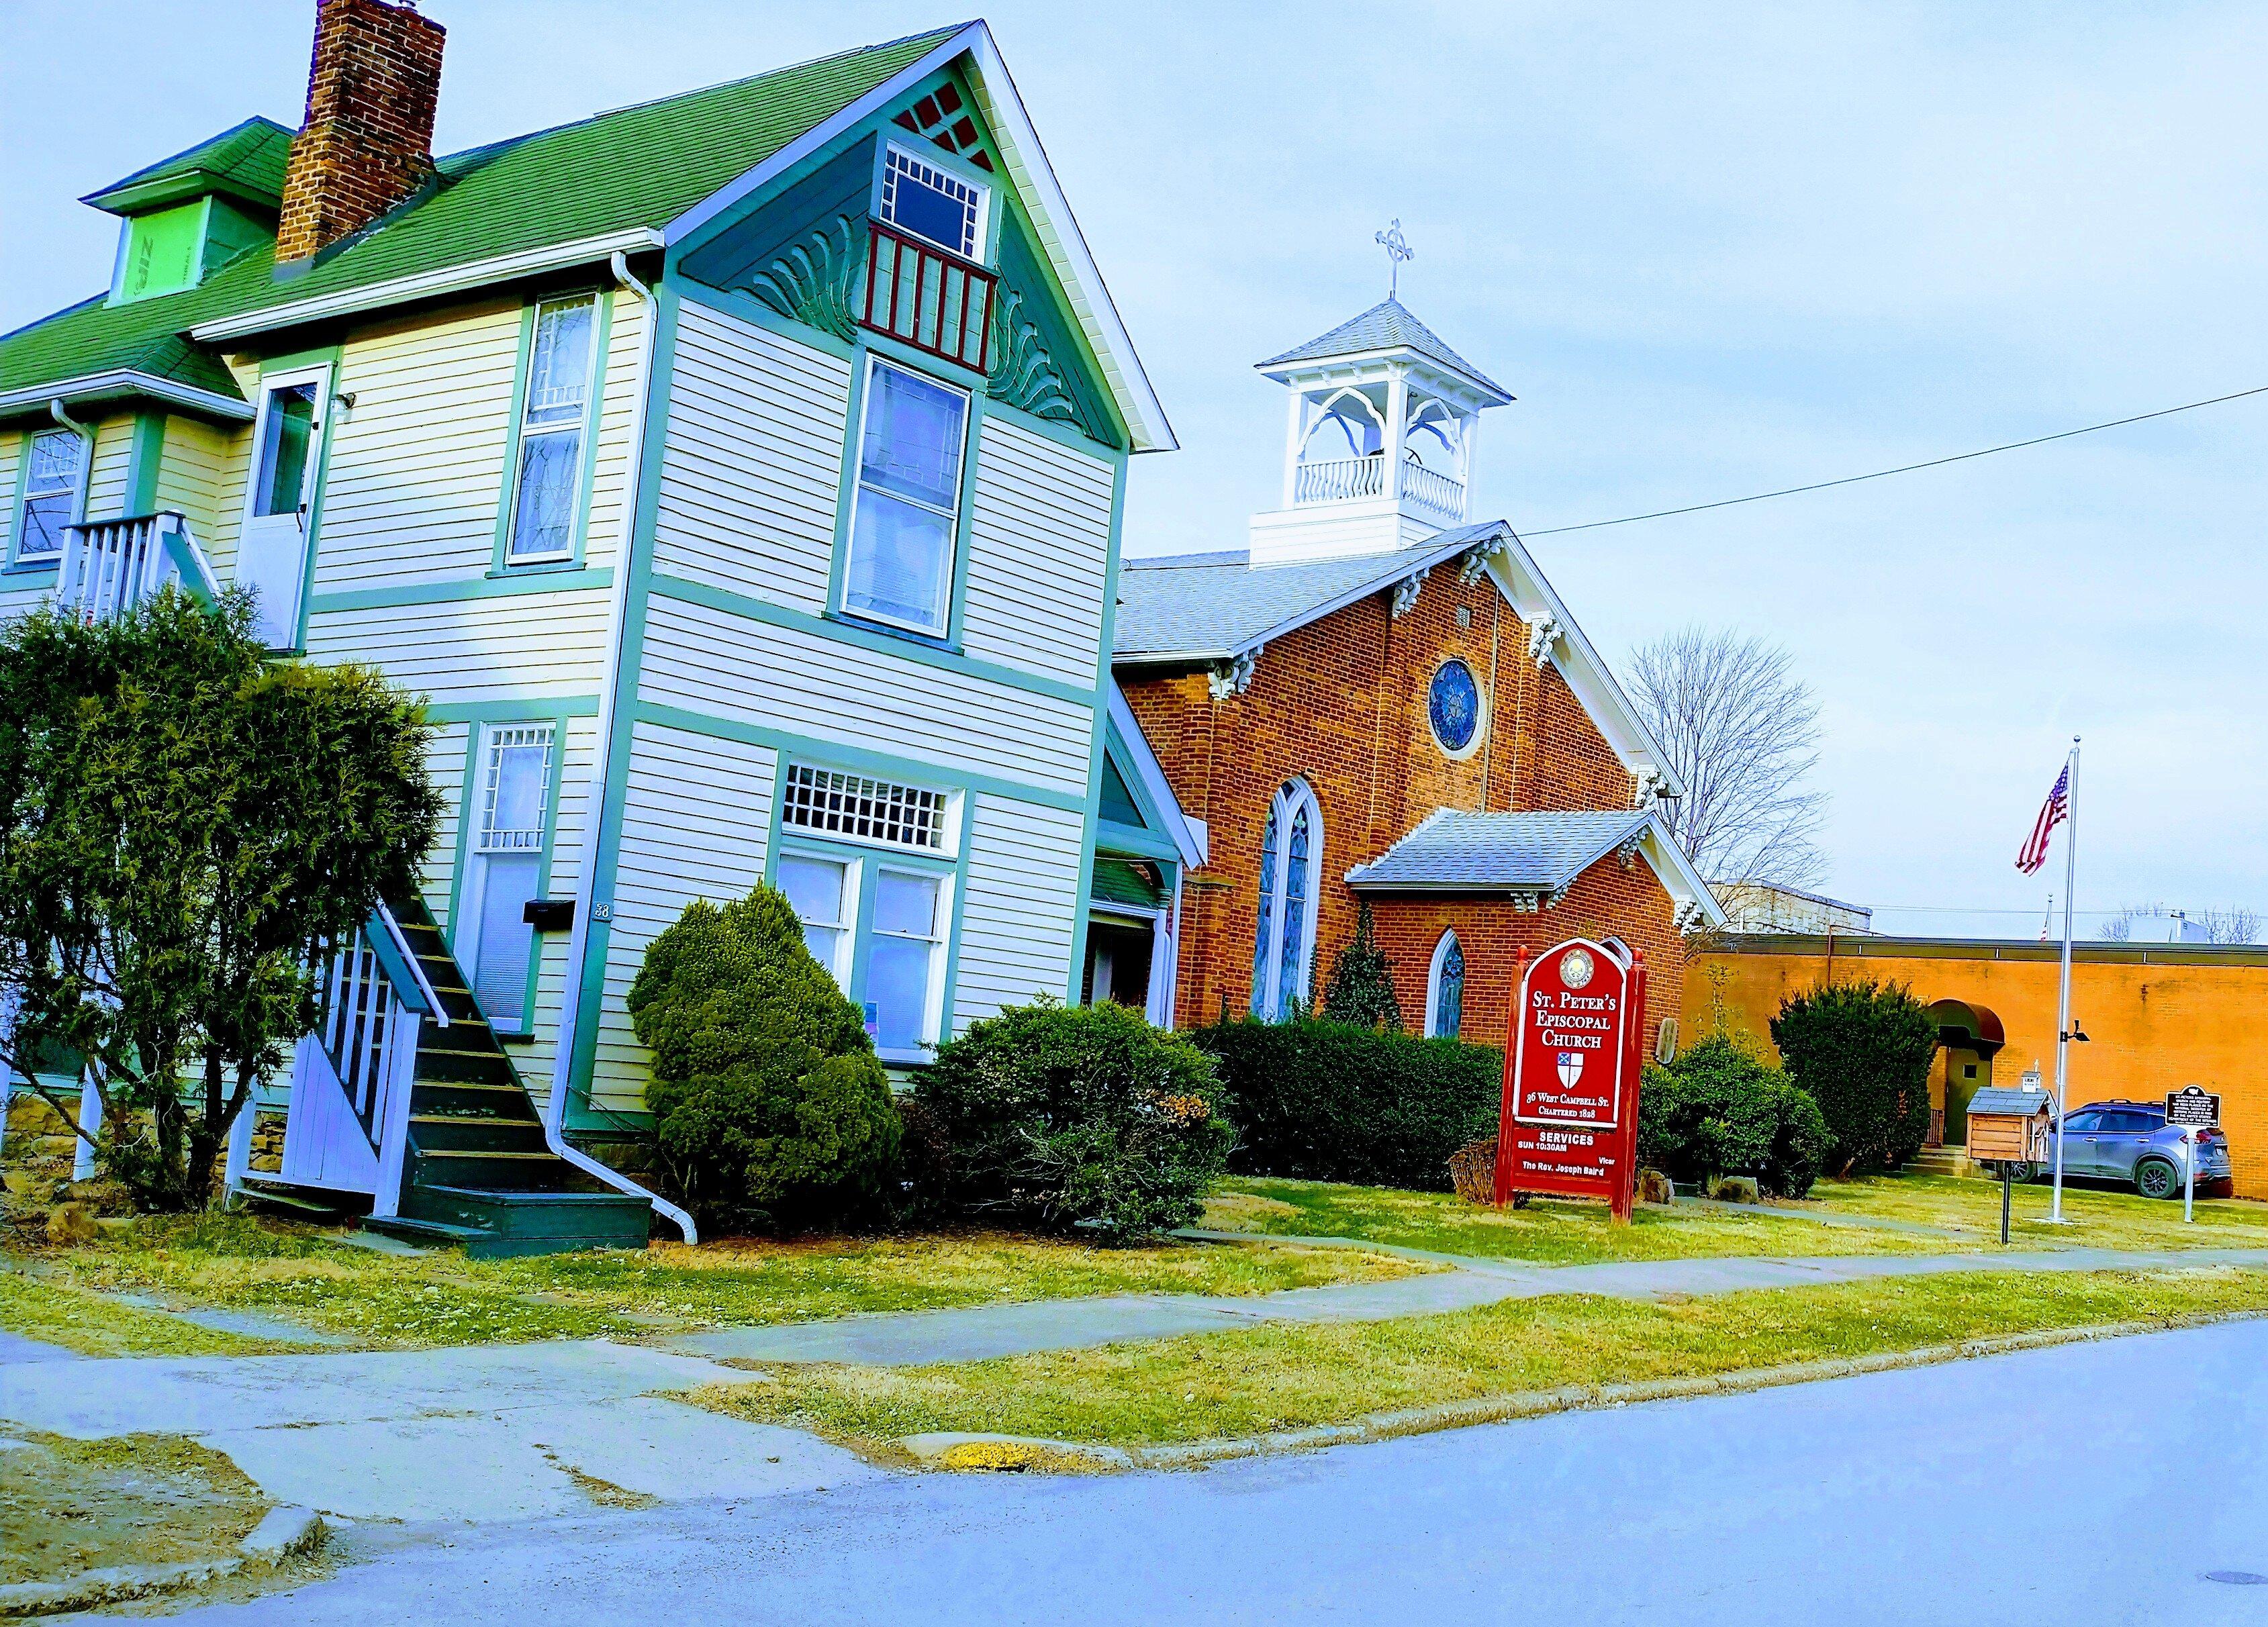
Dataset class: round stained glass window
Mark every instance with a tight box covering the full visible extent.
[1427,658,1480,755]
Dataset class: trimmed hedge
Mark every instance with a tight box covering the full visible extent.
[1770,978,1936,1176]
[626,887,900,1233]
[1637,1034,1832,1198]
[916,1000,1233,1242]
[1192,1014,1500,1191]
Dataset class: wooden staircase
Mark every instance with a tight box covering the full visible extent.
[359,898,652,1259]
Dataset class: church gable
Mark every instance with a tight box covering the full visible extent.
[676,64,1121,448]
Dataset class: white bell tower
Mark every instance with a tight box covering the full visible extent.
[1247,250,1512,566]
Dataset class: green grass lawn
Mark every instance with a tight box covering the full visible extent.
[0,1270,288,1358]
[1202,1176,1954,1263]
[692,1265,2268,1454]
[3,1214,1428,1351]
[1794,1173,2268,1251]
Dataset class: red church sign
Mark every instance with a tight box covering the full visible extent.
[1493,938,1647,1221]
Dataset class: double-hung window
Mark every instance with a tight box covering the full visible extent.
[843,358,967,637]
[775,763,956,1063]
[15,430,83,564]
[507,295,597,564]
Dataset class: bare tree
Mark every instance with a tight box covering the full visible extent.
[2098,902,2261,944]
[1628,626,1828,889]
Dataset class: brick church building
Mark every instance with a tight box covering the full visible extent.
[1112,297,1723,1049]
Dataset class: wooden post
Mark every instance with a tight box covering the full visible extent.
[1611,950,1646,1224]
[1492,947,1531,1207]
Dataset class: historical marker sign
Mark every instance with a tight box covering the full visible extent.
[1494,938,1646,1220]
[2165,1085,2222,1130]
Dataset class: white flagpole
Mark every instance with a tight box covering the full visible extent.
[2048,737,2080,1224]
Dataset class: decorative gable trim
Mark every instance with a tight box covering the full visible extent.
[1106,681,1207,868]
[662,21,1173,452]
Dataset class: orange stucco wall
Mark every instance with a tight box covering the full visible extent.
[1686,937,2268,1197]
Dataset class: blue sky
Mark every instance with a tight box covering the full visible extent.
[6,1,2264,937]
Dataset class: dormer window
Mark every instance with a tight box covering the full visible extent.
[879,145,986,261]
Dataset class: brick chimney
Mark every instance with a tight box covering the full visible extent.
[274,0,445,266]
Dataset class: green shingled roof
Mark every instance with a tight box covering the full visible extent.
[0,28,958,408]
[83,116,297,215]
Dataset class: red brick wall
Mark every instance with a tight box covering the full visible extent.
[276,0,445,264]
[1121,566,1685,1036]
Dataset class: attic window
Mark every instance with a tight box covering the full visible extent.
[113,201,205,303]
[880,146,985,261]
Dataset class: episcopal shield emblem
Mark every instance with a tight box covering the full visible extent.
[1557,1049,1585,1088]
[1560,946,1595,990]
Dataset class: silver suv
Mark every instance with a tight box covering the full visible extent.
[2025,1101,2234,1199]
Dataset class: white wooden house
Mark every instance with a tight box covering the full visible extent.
[0,4,1195,1250]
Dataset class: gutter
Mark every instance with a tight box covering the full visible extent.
[0,373,254,425]
[539,250,698,1245]
[189,230,665,344]
[50,399,96,519]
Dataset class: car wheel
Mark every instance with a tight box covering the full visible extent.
[2135,1157,2181,1200]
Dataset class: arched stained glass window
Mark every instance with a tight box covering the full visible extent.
[1249,803,1280,1017]
[1427,931,1465,1039]
[1249,780,1323,1020]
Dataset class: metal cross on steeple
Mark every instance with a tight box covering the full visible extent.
[1374,219,1412,298]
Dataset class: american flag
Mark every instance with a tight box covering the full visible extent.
[2017,765,2069,875]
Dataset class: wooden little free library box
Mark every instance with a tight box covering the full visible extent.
[1964,1086,2056,1164]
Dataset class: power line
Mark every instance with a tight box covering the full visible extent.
[1521,384,2268,538]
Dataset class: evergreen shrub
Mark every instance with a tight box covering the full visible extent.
[1636,1034,1831,1197]
[627,886,900,1233]
[1770,978,1937,1176]
[1193,1014,1500,1191]
[916,1000,1231,1242]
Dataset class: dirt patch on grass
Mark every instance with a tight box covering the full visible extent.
[1199,1191,1305,1228]
[0,1429,268,1587]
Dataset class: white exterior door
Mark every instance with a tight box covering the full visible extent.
[459,724,555,1034]
[237,367,329,649]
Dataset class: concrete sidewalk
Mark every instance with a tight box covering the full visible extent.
[652,1242,2268,1365]
[0,1339,875,1522]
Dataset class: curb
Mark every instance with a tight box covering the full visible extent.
[0,1506,325,1619]
[896,1309,2268,1476]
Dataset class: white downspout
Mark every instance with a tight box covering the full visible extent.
[538,250,697,1243]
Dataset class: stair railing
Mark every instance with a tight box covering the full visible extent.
[55,512,220,622]
[258,901,446,1216]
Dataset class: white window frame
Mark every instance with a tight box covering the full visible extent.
[458,722,557,1035]
[776,850,861,991]
[1426,930,1465,1040]
[840,354,972,639]
[233,363,332,651]
[876,141,991,262]
[504,293,602,566]
[866,862,951,1061]
[1249,778,1324,1022]
[13,428,85,564]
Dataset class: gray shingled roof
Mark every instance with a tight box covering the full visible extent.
[1345,809,1654,894]
[1113,523,1505,662]
[1966,1087,2056,1119]
[1258,297,1510,401]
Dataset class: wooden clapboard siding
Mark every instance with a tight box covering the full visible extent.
[637,594,1094,798]
[152,415,233,547]
[514,713,600,1099]
[960,417,1114,687]
[581,289,645,575]
[303,590,612,705]
[419,722,471,930]
[652,298,847,612]
[953,794,1088,1027]
[589,720,779,1112]
[80,415,136,522]
[316,299,523,594]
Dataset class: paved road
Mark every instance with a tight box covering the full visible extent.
[172,1317,2268,1625]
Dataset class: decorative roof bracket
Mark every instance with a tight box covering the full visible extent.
[1456,536,1509,586]
[1673,899,1711,936]
[1208,646,1261,701]
[1390,566,1429,619]
[1526,613,1562,669]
